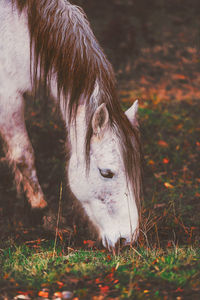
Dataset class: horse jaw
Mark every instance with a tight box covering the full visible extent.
[82,187,139,250]
[68,104,139,249]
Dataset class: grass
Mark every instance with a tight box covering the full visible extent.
[0,242,200,299]
[138,100,200,247]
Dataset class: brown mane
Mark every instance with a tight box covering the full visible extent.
[14,0,142,212]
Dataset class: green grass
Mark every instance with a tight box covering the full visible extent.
[138,100,200,247]
[0,242,200,299]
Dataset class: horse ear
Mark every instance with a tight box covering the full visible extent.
[92,103,109,136]
[125,100,139,126]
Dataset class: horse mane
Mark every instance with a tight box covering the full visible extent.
[14,0,142,212]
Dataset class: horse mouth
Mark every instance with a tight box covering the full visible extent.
[102,236,132,253]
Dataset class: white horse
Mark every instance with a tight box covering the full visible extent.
[0,0,142,250]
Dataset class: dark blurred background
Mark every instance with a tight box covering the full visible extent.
[69,0,200,104]
[73,0,200,70]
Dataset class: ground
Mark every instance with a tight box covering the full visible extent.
[0,0,200,299]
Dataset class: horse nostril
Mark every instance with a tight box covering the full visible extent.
[115,238,128,249]
[120,238,127,246]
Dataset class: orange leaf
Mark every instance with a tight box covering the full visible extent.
[56,281,64,288]
[190,226,197,230]
[158,140,168,147]
[95,278,101,284]
[175,287,184,292]
[58,231,63,242]
[164,182,174,189]
[167,241,172,247]
[173,74,187,80]
[3,274,9,279]
[196,141,200,147]
[17,291,32,296]
[176,124,183,131]
[152,259,158,265]
[163,158,169,164]
[106,255,112,261]
[100,286,109,294]
[54,292,62,297]
[83,240,95,247]
[38,291,49,298]
[114,279,119,284]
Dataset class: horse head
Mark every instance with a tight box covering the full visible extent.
[68,100,140,250]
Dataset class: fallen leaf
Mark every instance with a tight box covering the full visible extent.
[100,286,109,294]
[38,291,49,298]
[173,74,187,80]
[163,158,169,164]
[176,124,183,130]
[175,287,184,292]
[154,203,166,208]
[164,182,174,189]
[106,255,112,261]
[167,241,172,247]
[158,140,168,147]
[56,281,64,288]
[83,240,95,247]
[92,296,104,300]
[95,278,101,284]
[196,141,200,147]
[54,292,62,298]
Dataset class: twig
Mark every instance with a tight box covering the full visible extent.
[53,182,63,258]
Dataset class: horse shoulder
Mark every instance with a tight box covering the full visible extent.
[0,0,31,93]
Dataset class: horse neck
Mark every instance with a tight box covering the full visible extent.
[68,105,87,159]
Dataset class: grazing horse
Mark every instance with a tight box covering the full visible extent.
[0,0,142,249]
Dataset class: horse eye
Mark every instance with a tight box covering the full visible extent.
[99,168,114,179]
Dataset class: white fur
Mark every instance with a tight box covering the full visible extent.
[0,1,139,249]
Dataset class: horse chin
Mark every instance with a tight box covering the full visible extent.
[102,236,130,252]
[101,230,138,251]
[101,234,116,251]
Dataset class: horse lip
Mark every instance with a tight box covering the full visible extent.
[117,237,131,248]
[102,235,133,251]
[122,239,131,246]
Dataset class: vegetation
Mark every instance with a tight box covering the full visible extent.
[0,242,199,299]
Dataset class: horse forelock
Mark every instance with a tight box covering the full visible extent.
[14,0,142,212]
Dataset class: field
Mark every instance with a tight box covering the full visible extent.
[0,1,200,299]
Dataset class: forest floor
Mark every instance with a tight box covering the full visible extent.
[0,1,200,299]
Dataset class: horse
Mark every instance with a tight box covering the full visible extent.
[0,0,142,250]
